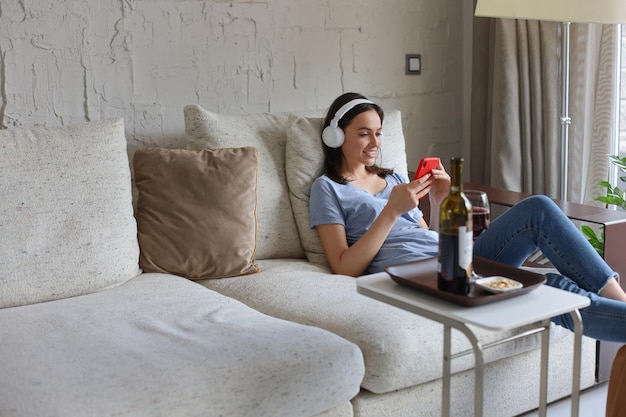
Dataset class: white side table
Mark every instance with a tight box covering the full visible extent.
[356,272,590,417]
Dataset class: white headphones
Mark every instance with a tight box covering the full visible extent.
[322,98,375,148]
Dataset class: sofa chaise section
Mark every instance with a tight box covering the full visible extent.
[0,117,364,417]
[0,272,364,417]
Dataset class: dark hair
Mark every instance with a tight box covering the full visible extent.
[322,92,392,184]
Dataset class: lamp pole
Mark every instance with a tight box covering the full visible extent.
[560,22,572,201]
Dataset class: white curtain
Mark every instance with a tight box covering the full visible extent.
[569,24,619,204]
[471,18,619,205]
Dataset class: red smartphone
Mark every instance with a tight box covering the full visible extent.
[413,157,440,180]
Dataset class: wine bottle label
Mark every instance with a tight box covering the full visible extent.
[458,226,472,273]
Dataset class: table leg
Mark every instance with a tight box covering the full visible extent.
[442,323,484,417]
[472,337,485,417]
[443,324,451,416]
[539,318,551,417]
[569,309,583,417]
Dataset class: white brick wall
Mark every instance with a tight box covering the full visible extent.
[0,0,467,171]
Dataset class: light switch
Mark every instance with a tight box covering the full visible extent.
[405,54,421,75]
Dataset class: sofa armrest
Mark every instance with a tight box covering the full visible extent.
[464,183,626,224]
[419,181,626,273]
[462,182,626,280]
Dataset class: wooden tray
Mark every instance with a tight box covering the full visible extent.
[385,256,546,307]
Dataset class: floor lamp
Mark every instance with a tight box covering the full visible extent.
[474,0,626,201]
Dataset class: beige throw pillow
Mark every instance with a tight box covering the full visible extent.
[133,147,260,279]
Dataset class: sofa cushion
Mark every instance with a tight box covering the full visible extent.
[0,273,364,417]
[201,259,572,394]
[284,110,409,267]
[133,147,260,280]
[0,118,141,308]
[184,105,308,260]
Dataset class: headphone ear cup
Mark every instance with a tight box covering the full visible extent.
[322,97,374,148]
[322,126,345,148]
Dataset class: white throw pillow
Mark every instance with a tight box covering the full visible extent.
[285,110,409,267]
[0,118,141,308]
[285,116,327,266]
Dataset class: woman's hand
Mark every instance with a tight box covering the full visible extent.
[424,161,450,230]
[427,162,451,206]
[385,178,431,217]
[391,163,450,216]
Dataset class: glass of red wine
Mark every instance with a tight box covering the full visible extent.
[464,190,490,240]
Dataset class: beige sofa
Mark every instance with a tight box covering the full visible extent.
[0,107,597,417]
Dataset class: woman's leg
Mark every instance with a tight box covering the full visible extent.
[545,273,626,343]
[600,279,626,302]
[473,195,617,294]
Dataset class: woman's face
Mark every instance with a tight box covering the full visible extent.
[341,109,383,168]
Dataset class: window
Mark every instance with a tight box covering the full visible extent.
[612,26,626,190]
[617,25,626,158]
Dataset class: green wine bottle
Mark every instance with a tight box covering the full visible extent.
[437,157,473,295]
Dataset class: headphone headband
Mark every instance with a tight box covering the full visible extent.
[323,98,375,148]
[329,99,375,128]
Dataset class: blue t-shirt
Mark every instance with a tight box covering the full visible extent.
[310,172,439,274]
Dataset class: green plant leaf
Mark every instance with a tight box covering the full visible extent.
[594,155,626,212]
[581,225,597,241]
[581,225,604,258]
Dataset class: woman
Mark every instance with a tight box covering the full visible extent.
[310,92,626,343]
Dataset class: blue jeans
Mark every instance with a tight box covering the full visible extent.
[473,195,626,343]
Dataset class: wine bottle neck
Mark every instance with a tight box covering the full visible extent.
[450,157,464,193]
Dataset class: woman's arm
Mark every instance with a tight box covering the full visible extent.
[317,180,430,277]
[316,205,400,277]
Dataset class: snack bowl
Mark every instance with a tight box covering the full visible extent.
[474,276,523,293]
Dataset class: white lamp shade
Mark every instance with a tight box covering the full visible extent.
[475,0,626,24]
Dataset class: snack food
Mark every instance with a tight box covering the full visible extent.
[474,276,523,293]
[485,278,517,289]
